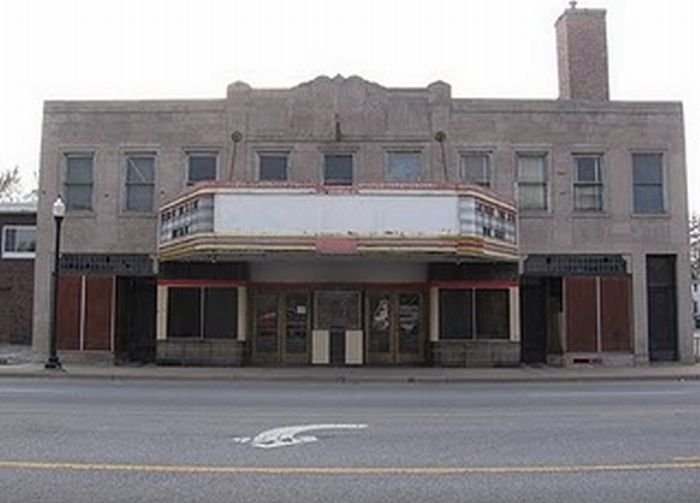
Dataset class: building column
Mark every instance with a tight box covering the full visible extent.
[237,285,247,342]
[156,284,168,341]
[429,286,439,342]
[509,286,520,342]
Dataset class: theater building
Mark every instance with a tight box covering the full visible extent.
[31,6,693,366]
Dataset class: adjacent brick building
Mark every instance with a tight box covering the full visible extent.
[32,6,693,366]
[0,202,36,345]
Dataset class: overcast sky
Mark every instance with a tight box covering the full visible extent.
[1,0,698,211]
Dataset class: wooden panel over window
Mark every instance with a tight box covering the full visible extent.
[565,277,597,352]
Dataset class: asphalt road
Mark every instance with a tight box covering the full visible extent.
[0,377,699,502]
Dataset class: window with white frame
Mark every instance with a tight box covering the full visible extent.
[573,155,603,211]
[124,153,156,212]
[385,151,421,182]
[632,153,664,214]
[258,152,289,181]
[2,225,36,259]
[517,153,548,210]
[186,152,217,185]
[460,152,491,187]
[65,153,94,211]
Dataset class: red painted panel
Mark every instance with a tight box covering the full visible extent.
[600,276,632,351]
[84,277,113,351]
[565,277,597,352]
[57,276,81,350]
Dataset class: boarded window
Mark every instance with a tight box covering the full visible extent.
[386,152,421,182]
[203,288,237,339]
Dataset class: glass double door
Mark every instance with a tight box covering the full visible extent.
[366,291,425,364]
[251,290,311,365]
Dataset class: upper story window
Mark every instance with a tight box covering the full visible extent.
[124,153,156,213]
[573,155,603,211]
[1,225,36,259]
[632,153,664,214]
[385,152,421,182]
[258,152,289,181]
[460,152,491,187]
[65,153,94,211]
[186,152,217,185]
[323,154,353,186]
[516,153,548,211]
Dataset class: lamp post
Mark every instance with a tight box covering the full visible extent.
[45,196,65,370]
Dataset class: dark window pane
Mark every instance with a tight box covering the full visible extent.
[66,156,93,183]
[398,293,421,353]
[204,288,237,339]
[368,294,391,352]
[439,290,472,339]
[386,152,421,182]
[633,154,663,183]
[167,288,201,338]
[475,289,509,339]
[126,156,155,183]
[126,185,154,212]
[324,154,353,185]
[259,154,288,181]
[285,293,309,353]
[634,185,664,213]
[461,154,490,186]
[65,185,93,211]
[3,229,15,252]
[254,293,278,353]
[188,154,217,183]
[575,157,600,182]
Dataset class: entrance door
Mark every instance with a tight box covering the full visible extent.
[647,255,678,361]
[366,291,425,364]
[314,291,362,366]
[251,290,312,364]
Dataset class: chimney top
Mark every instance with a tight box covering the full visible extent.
[555,6,609,101]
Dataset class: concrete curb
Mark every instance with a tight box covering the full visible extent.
[1,364,699,384]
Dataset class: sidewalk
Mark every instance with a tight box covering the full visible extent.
[1,361,699,384]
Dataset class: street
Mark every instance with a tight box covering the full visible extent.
[0,377,699,502]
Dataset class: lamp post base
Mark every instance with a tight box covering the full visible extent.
[45,357,63,370]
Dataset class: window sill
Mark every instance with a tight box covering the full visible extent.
[518,211,553,219]
[118,212,158,220]
[65,211,95,219]
[630,213,671,220]
[570,211,610,219]
[1,253,36,260]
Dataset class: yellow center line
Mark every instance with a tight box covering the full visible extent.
[0,460,699,476]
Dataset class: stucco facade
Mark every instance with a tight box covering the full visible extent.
[32,6,693,366]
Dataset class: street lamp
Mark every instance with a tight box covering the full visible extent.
[45,196,65,370]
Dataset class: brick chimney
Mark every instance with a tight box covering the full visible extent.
[556,3,609,101]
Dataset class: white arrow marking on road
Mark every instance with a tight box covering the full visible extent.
[233,424,368,449]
